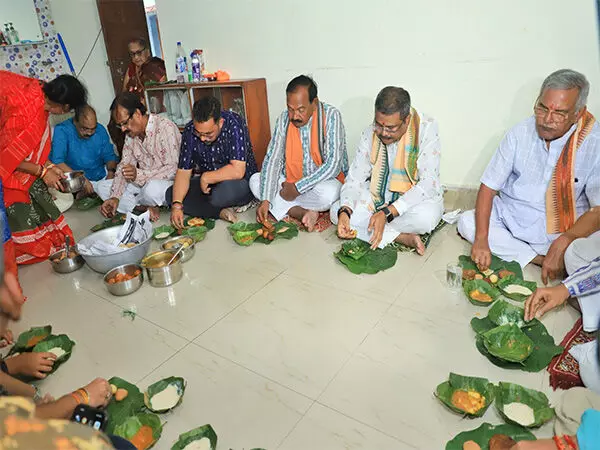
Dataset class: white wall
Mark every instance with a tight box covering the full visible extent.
[49,0,115,126]
[156,0,600,187]
[0,0,42,42]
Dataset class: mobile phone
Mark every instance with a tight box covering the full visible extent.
[71,404,108,432]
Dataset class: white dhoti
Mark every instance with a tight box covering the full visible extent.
[457,207,553,269]
[92,179,173,214]
[564,230,600,332]
[250,172,341,221]
[330,190,443,249]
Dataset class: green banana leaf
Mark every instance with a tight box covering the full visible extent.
[255,221,299,244]
[435,373,495,417]
[32,334,75,373]
[459,254,523,280]
[475,320,563,372]
[90,214,127,232]
[113,413,162,450]
[497,276,538,302]
[482,324,534,362]
[463,280,501,306]
[488,300,526,328]
[144,376,186,413]
[171,424,218,450]
[106,377,145,435]
[180,225,208,242]
[334,239,398,274]
[75,196,103,211]
[10,325,52,354]
[228,222,262,246]
[153,225,176,240]
[496,382,554,428]
[445,422,536,450]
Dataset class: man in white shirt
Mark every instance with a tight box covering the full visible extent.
[332,86,443,255]
[458,69,600,280]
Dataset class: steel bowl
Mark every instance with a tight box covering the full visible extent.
[77,226,152,273]
[49,249,85,274]
[141,250,183,287]
[161,236,195,263]
[60,171,85,193]
[103,264,144,296]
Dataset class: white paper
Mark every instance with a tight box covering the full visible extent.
[78,212,152,256]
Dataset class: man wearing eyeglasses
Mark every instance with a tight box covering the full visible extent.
[50,105,117,198]
[166,96,257,226]
[331,86,443,254]
[458,69,600,280]
[250,75,348,231]
[98,93,181,222]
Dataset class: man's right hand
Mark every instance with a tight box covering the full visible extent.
[83,378,112,408]
[471,237,492,271]
[100,198,119,218]
[337,211,355,239]
[171,207,185,230]
[256,200,271,225]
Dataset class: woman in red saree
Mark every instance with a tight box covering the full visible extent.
[0,71,88,266]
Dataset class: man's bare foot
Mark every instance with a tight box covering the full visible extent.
[395,233,425,255]
[531,255,545,267]
[301,210,319,232]
[219,207,238,223]
[149,206,160,222]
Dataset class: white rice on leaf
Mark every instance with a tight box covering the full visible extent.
[503,402,535,426]
[503,284,533,296]
[182,437,212,450]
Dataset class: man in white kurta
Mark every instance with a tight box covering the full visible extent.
[250,75,348,231]
[458,70,600,275]
[331,86,443,254]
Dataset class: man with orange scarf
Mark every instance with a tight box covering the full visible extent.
[250,75,348,231]
[458,70,600,282]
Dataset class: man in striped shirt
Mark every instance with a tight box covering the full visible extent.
[525,207,600,332]
[250,76,348,231]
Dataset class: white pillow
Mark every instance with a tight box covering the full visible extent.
[569,340,600,396]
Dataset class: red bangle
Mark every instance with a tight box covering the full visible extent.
[564,435,577,449]
[554,436,566,450]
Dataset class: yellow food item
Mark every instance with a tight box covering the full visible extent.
[470,289,493,303]
[474,274,484,280]
[187,218,205,227]
[26,335,48,348]
[115,388,129,402]
[111,384,118,395]
[489,274,499,284]
[451,389,486,414]
[463,441,482,450]
[130,425,155,450]
[482,269,494,277]
[118,243,137,249]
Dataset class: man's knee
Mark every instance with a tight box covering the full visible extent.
[210,180,250,209]
[564,237,588,275]
[141,181,170,206]
[249,173,261,198]
[403,201,443,234]
[457,209,476,242]
[311,179,341,206]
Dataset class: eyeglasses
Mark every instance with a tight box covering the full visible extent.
[533,102,571,123]
[115,113,133,129]
[129,49,146,58]
[192,125,218,139]
[373,121,403,134]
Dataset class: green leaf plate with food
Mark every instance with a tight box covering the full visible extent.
[153,225,176,240]
[171,424,218,450]
[106,377,145,435]
[481,324,534,363]
[496,276,537,302]
[463,280,501,306]
[334,239,398,274]
[113,413,162,450]
[435,373,495,418]
[459,255,523,282]
[446,422,535,450]
[90,214,127,232]
[495,382,554,428]
[75,196,103,211]
[144,376,186,413]
[9,325,52,355]
[487,300,527,328]
[32,334,75,373]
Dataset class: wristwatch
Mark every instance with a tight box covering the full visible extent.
[382,207,394,223]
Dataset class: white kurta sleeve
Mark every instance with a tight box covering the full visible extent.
[340,127,374,211]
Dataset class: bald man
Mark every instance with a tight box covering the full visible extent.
[50,104,118,196]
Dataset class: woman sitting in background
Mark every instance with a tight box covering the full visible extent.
[0,71,87,265]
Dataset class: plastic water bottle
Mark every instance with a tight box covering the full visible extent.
[8,23,19,44]
[3,24,12,45]
[190,51,201,82]
[175,42,187,84]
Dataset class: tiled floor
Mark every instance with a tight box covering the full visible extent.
[9,207,578,449]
